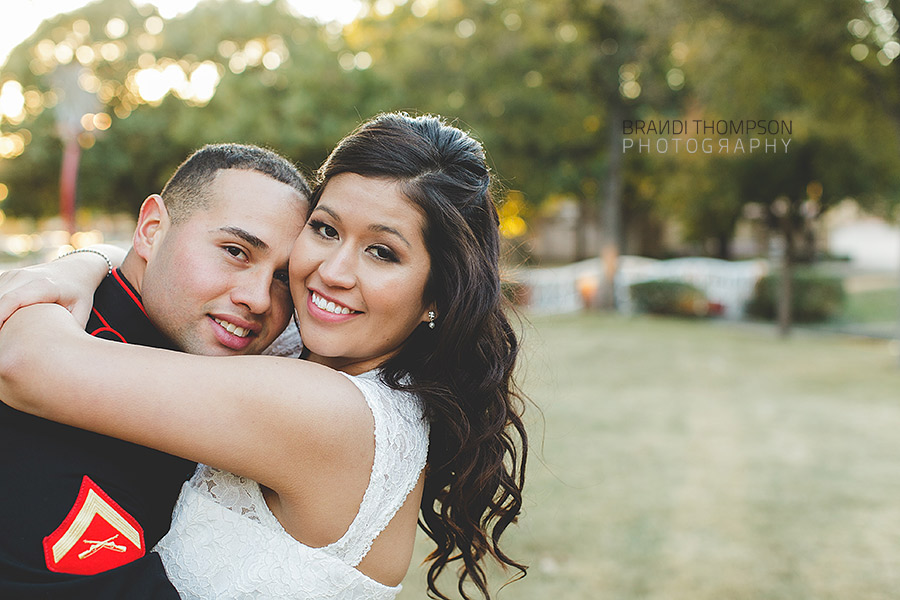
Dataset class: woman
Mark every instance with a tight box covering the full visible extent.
[0,113,527,599]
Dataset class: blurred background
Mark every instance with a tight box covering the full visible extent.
[1,0,899,598]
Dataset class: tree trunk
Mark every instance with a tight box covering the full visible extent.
[575,195,592,261]
[599,103,624,310]
[716,232,731,260]
[777,215,794,338]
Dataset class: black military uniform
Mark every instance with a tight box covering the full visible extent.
[0,268,196,598]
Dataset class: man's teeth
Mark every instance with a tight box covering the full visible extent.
[312,292,352,315]
[213,317,250,338]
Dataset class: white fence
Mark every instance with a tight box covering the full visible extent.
[507,259,604,314]
[512,256,769,318]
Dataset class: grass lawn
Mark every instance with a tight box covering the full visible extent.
[398,313,900,600]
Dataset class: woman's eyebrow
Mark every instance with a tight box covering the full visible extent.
[369,224,411,248]
[313,205,341,222]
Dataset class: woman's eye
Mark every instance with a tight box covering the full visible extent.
[310,220,338,239]
[274,271,290,285]
[368,245,398,262]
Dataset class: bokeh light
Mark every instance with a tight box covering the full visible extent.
[456,19,476,39]
[105,17,128,39]
[620,81,641,99]
[502,10,521,31]
[0,80,26,121]
[619,63,641,99]
[524,71,543,88]
[666,68,685,90]
[411,0,437,18]
[851,43,870,61]
[144,16,165,35]
[499,191,528,239]
[557,23,578,43]
[188,62,221,103]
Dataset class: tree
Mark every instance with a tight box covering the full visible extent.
[348,0,686,310]
[0,0,371,222]
[640,0,900,333]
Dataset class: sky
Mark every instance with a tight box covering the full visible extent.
[0,0,364,68]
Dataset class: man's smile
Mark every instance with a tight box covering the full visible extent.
[212,317,252,338]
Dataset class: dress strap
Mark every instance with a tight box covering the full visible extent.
[322,371,429,566]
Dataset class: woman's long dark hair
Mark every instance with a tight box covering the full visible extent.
[309,113,528,599]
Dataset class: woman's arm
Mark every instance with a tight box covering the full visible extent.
[0,244,125,326]
[0,304,374,496]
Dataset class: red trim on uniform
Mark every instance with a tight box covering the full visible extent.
[88,308,128,343]
[111,268,148,317]
[91,307,112,330]
[43,476,145,575]
[89,326,128,343]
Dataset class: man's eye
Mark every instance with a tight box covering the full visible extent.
[274,271,290,285]
[225,246,247,259]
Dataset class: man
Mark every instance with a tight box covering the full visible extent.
[0,144,309,597]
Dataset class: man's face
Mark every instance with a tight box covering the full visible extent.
[140,169,306,356]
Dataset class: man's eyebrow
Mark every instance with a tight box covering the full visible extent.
[217,226,268,250]
[313,205,411,248]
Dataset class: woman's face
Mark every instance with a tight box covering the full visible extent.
[289,173,434,375]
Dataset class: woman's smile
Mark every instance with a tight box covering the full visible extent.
[306,289,360,322]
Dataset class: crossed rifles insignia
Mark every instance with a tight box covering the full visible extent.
[43,476,145,575]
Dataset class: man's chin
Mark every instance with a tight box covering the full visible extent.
[179,339,257,357]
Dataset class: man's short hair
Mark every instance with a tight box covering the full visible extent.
[160,144,311,224]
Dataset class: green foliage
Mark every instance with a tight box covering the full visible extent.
[648,0,900,255]
[1,0,899,256]
[746,271,846,323]
[629,279,711,317]
[0,0,691,231]
[839,286,900,325]
[0,0,367,217]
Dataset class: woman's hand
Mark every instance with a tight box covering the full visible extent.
[0,244,125,327]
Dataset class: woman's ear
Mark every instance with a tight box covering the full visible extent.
[132,195,170,262]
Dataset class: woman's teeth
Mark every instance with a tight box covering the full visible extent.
[312,292,352,315]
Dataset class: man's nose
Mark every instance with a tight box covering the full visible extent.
[231,269,273,315]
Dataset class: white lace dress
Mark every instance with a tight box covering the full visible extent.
[153,370,429,599]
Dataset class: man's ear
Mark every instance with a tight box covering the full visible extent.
[132,195,170,262]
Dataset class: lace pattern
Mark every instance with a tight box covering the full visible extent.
[153,369,429,599]
[325,370,429,566]
[261,324,303,358]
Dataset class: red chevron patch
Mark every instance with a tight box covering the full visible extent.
[43,475,145,575]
